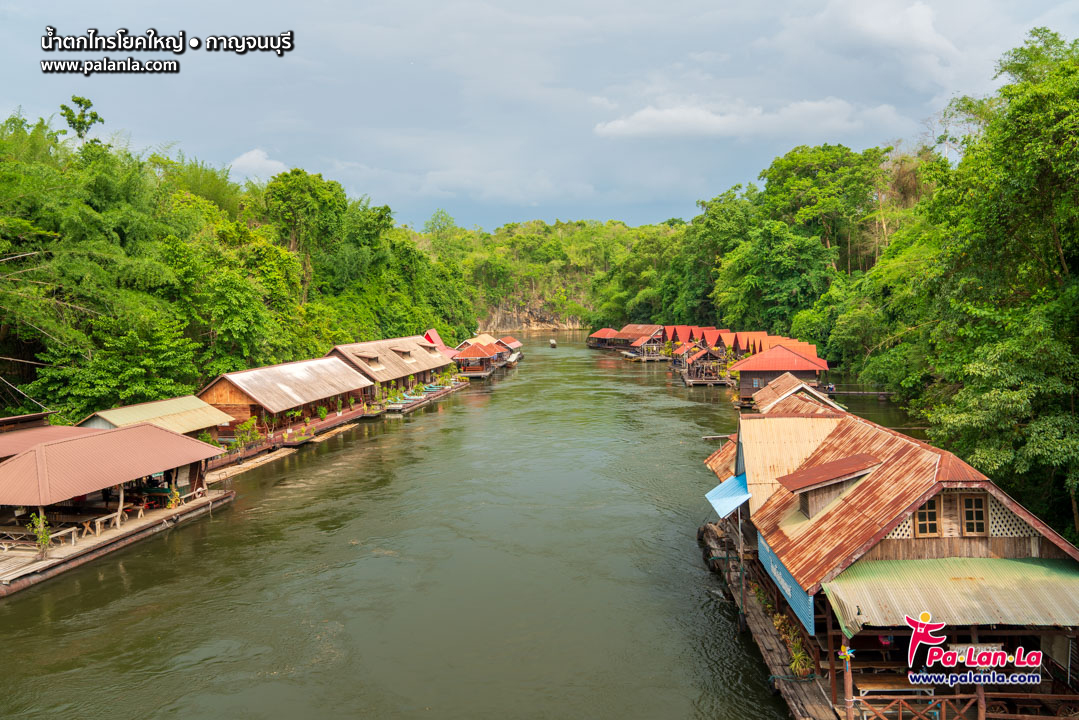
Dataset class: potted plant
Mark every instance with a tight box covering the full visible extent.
[318,405,328,421]
[789,648,813,678]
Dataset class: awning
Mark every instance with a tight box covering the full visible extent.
[823,558,1079,638]
[706,473,750,519]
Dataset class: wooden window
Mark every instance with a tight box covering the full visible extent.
[798,493,810,517]
[961,494,987,536]
[914,498,939,537]
[752,377,760,388]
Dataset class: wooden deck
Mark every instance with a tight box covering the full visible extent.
[0,489,235,597]
[459,368,495,379]
[682,372,734,387]
[205,448,296,484]
[699,522,839,720]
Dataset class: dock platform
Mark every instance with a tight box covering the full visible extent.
[0,489,235,598]
[699,522,839,720]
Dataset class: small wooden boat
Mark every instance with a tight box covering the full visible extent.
[549,338,557,348]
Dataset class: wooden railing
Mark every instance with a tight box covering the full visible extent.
[855,695,977,720]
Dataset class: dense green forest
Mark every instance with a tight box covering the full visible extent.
[0,29,1076,536]
[0,100,476,421]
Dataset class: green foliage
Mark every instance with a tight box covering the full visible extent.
[26,512,50,557]
[317,405,328,421]
[233,416,263,447]
[0,99,475,419]
[59,95,104,140]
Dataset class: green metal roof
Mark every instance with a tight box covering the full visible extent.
[823,558,1079,638]
[78,395,233,435]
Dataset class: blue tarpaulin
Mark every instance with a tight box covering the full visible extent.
[705,473,750,519]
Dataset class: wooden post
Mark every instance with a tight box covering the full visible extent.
[116,483,124,528]
[972,626,986,720]
[843,652,854,720]
[738,505,746,631]
[827,606,837,705]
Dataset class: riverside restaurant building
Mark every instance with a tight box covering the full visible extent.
[704,373,1079,719]
[198,357,374,440]
[0,417,231,597]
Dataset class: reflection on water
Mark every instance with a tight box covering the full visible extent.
[0,333,914,719]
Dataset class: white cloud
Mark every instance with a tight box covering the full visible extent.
[594,98,915,139]
[228,148,288,180]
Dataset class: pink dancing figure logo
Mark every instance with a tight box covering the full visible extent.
[904,611,946,666]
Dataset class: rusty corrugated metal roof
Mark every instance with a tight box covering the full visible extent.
[0,426,103,459]
[0,423,222,506]
[330,337,452,385]
[704,435,738,477]
[752,372,844,413]
[78,395,234,436]
[207,357,373,414]
[738,414,843,515]
[766,394,839,415]
[613,324,662,340]
[776,453,880,492]
[823,558,1079,637]
[688,346,724,363]
[740,373,1079,595]
[673,343,699,356]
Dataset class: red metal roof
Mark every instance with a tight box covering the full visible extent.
[456,343,499,359]
[673,343,699,356]
[0,423,222,506]
[729,344,828,372]
[0,425,103,459]
[630,336,652,347]
[424,328,446,346]
[688,346,724,363]
[613,324,663,341]
[775,453,881,493]
[588,328,618,339]
[498,336,523,349]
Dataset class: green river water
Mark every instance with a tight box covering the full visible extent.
[0,331,913,719]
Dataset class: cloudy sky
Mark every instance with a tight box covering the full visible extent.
[2,1,1077,229]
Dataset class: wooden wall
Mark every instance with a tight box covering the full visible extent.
[862,535,1067,561]
[740,370,817,399]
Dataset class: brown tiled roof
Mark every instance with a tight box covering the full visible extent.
[456,343,499,359]
[752,372,842,413]
[588,328,618,339]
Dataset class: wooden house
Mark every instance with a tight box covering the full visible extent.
[455,343,499,378]
[609,324,663,350]
[671,341,700,371]
[728,345,828,402]
[705,374,1079,719]
[587,328,618,348]
[198,357,373,438]
[0,422,231,596]
[456,333,501,350]
[629,333,666,360]
[329,336,453,398]
[78,395,234,441]
[732,331,768,357]
[683,346,729,386]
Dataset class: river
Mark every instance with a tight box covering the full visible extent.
[0,331,911,719]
